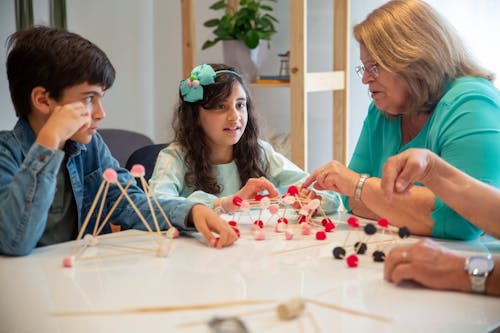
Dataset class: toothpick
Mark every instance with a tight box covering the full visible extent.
[95,180,133,235]
[71,179,107,256]
[303,298,392,323]
[92,182,110,236]
[52,299,275,317]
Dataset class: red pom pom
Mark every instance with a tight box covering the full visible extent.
[297,215,308,223]
[347,216,360,228]
[287,185,299,196]
[315,231,327,240]
[377,218,389,228]
[346,254,359,268]
[324,222,335,232]
[232,196,243,207]
[321,218,332,226]
[228,220,237,227]
[277,217,289,224]
[253,220,264,228]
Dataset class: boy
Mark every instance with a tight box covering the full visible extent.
[0,26,237,256]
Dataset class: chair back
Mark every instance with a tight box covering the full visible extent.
[125,143,169,190]
[99,129,154,167]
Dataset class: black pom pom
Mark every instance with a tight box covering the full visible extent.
[354,241,367,254]
[332,246,346,259]
[398,226,411,239]
[364,223,377,235]
[372,250,386,262]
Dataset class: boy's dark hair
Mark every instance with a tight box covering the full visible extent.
[173,63,268,194]
[6,26,116,118]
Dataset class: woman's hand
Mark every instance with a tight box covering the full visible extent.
[381,148,437,200]
[302,160,359,196]
[384,238,468,292]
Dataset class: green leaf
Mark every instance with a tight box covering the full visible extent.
[203,18,220,27]
[243,30,260,49]
[209,0,226,10]
[202,0,278,50]
[202,39,219,50]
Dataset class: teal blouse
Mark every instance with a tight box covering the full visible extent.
[344,77,500,240]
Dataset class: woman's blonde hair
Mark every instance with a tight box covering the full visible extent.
[353,0,495,114]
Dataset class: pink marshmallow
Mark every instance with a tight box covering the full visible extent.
[285,231,294,240]
[268,204,279,215]
[166,227,180,239]
[62,256,74,268]
[254,230,265,240]
[301,223,312,235]
[130,164,145,177]
[156,240,170,257]
[103,168,118,183]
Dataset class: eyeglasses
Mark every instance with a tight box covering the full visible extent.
[355,63,379,79]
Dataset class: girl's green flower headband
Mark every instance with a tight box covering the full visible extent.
[180,64,240,103]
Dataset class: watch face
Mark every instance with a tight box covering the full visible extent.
[468,256,494,275]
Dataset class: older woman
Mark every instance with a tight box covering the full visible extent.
[303,0,500,240]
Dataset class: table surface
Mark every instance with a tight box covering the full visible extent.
[1,212,499,333]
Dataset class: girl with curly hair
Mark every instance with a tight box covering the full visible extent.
[149,64,340,214]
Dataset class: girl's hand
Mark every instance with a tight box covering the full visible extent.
[191,204,238,248]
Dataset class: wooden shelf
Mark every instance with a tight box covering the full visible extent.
[181,0,349,169]
[249,82,290,88]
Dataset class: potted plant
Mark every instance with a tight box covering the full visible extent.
[202,0,279,82]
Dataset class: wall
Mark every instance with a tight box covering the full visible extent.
[0,0,498,172]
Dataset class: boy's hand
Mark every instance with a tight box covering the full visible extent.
[36,102,91,150]
[191,205,238,248]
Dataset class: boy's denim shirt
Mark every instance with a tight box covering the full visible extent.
[0,118,195,256]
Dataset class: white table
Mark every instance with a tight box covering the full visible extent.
[1,213,499,333]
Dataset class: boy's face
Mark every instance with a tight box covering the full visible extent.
[49,83,106,144]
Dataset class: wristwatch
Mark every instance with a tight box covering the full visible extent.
[464,255,494,294]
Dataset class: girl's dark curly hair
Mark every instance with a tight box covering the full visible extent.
[172,64,269,194]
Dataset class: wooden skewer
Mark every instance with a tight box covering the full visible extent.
[95,180,133,235]
[306,309,321,333]
[143,180,175,229]
[75,248,157,262]
[177,306,274,328]
[303,298,392,323]
[114,181,158,241]
[272,236,404,255]
[139,177,162,236]
[51,299,275,317]
[92,182,110,236]
[71,180,107,256]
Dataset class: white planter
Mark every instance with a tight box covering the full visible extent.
[222,40,269,83]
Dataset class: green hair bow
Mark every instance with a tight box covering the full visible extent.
[180,64,241,103]
[180,64,216,103]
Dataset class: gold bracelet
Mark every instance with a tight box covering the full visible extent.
[354,174,370,201]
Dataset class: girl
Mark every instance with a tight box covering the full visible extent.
[149,64,340,214]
